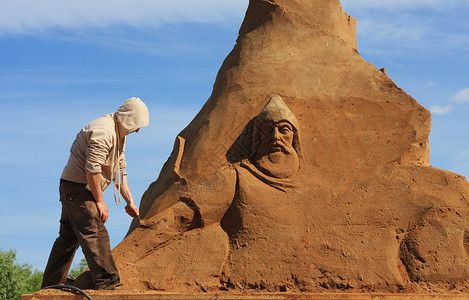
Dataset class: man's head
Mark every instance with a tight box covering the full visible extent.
[252,95,302,178]
[115,97,149,137]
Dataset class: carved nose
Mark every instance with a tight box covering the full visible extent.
[273,127,281,140]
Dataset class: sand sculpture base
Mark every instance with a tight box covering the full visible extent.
[22,291,469,300]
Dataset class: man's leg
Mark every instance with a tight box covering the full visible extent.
[62,183,120,290]
[42,185,79,288]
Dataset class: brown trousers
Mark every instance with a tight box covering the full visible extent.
[42,180,120,289]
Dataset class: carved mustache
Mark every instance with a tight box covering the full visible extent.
[265,140,295,155]
[270,141,285,149]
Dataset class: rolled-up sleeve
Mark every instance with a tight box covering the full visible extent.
[119,149,127,175]
[85,129,113,173]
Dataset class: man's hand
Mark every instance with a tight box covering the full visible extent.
[86,171,108,223]
[96,201,109,223]
[118,174,140,218]
[125,201,139,218]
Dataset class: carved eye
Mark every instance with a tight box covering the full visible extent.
[278,123,292,134]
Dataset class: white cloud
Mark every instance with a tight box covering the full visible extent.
[0,0,248,36]
[449,88,469,103]
[449,147,469,179]
[356,16,427,44]
[340,0,469,11]
[343,2,469,57]
[429,104,454,115]
[444,34,469,51]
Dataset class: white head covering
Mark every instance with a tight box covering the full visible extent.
[115,97,150,137]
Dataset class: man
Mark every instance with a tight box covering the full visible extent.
[42,97,149,290]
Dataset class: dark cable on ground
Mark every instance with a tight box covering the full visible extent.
[40,285,93,300]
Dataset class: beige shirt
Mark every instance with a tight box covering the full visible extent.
[61,113,126,191]
[61,97,149,191]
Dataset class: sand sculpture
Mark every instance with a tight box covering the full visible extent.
[75,0,469,294]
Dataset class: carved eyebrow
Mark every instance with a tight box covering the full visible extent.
[277,121,293,129]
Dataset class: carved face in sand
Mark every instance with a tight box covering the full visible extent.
[252,96,302,179]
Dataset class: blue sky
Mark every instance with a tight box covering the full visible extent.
[0,0,468,272]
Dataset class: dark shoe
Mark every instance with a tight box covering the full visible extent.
[97,281,123,290]
[65,276,76,285]
[112,283,124,290]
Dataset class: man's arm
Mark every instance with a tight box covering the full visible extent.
[86,171,109,223]
[117,175,139,218]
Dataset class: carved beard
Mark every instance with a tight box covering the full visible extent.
[254,149,299,179]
